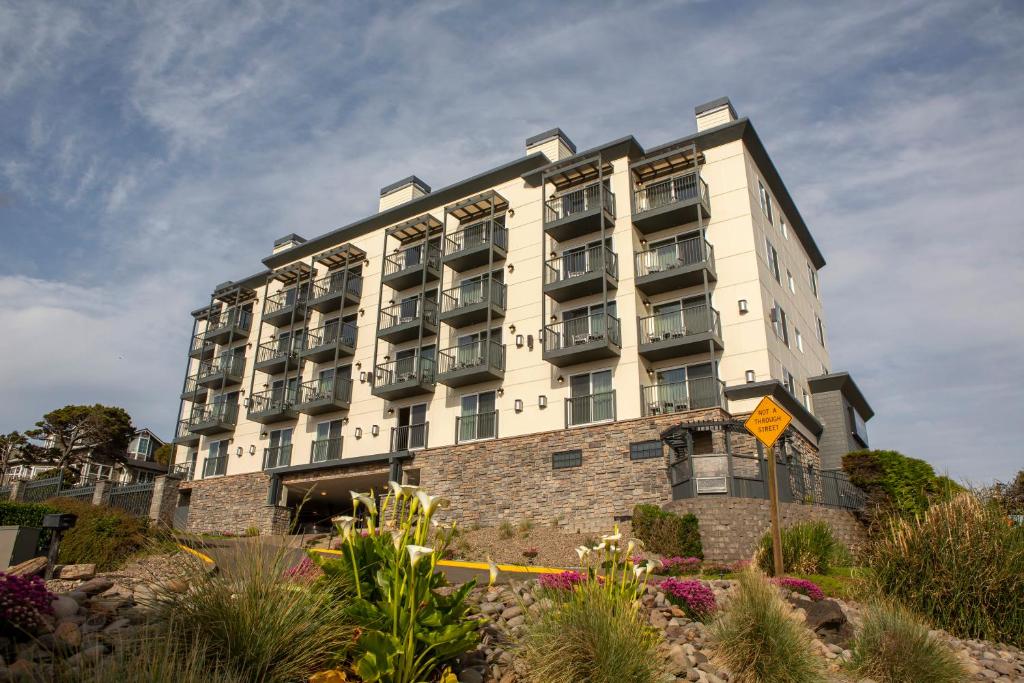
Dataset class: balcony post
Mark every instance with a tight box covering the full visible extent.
[92,479,111,506]
[9,480,25,502]
[148,475,180,526]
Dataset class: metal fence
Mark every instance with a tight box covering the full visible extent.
[0,483,11,500]
[58,485,96,502]
[22,476,63,502]
[107,481,155,517]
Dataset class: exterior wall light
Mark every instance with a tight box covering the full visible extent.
[538,395,548,408]
[249,445,256,455]
[508,324,516,334]
[371,425,380,437]
[497,388,504,397]
[387,407,395,415]
[514,399,524,412]
[515,334,524,348]
[507,264,514,273]
[359,371,367,383]
[557,375,564,383]
[235,446,243,457]
[738,299,749,314]
[354,427,363,439]
[745,370,756,383]
[527,334,534,350]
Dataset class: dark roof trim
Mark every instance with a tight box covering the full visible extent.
[808,371,874,420]
[694,96,737,119]
[525,128,577,154]
[273,449,413,477]
[524,135,644,186]
[724,379,824,437]
[380,175,431,197]
[263,153,549,269]
[273,233,306,247]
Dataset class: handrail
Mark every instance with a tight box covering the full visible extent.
[635,237,713,278]
[455,411,498,443]
[298,377,353,405]
[544,245,618,284]
[543,313,622,352]
[263,444,293,470]
[303,320,357,350]
[565,390,616,426]
[249,387,298,413]
[440,278,506,312]
[634,169,708,213]
[206,308,252,333]
[638,304,720,344]
[438,340,505,375]
[311,437,343,463]
[444,219,508,256]
[375,356,436,386]
[641,377,725,416]
[391,423,429,451]
[193,401,239,424]
[310,272,363,300]
[544,181,615,224]
[199,353,246,379]
[379,298,438,330]
[256,336,301,365]
[383,242,440,277]
[265,286,308,314]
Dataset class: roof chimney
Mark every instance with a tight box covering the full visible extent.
[695,97,738,132]
[526,128,576,162]
[273,233,306,254]
[379,176,431,212]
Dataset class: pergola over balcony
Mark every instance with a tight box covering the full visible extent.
[630,143,710,233]
[542,155,616,242]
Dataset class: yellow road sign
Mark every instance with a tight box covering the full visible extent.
[743,396,793,448]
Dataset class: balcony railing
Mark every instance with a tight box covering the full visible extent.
[635,236,714,279]
[202,454,227,478]
[173,418,199,445]
[265,287,307,315]
[308,272,363,309]
[192,401,239,427]
[302,321,357,354]
[391,423,429,451]
[375,356,436,387]
[296,377,354,412]
[255,336,300,371]
[439,279,506,326]
[377,298,438,343]
[456,411,498,443]
[544,182,615,225]
[383,242,441,290]
[249,387,298,415]
[263,444,293,470]
[172,461,195,481]
[443,220,508,270]
[544,245,618,286]
[438,340,505,376]
[635,170,707,211]
[565,390,616,427]
[181,375,207,399]
[204,308,252,342]
[639,305,720,344]
[311,437,343,463]
[641,377,725,416]
[189,334,214,358]
[544,313,622,354]
[197,353,246,385]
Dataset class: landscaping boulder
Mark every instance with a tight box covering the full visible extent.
[797,597,855,646]
[58,563,96,580]
[7,556,47,577]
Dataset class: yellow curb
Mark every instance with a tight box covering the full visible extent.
[308,548,567,574]
[178,544,215,565]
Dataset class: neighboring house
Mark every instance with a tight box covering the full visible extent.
[170,97,874,535]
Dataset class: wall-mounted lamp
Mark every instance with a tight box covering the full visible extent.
[371,425,380,437]
[538,395,548,408]
[235,446,243,457]
[384,355,390,362]
[359,371,368,383]
[342,417,349,425]
[387,407,395,416]
[646,367,654,376]
[260,431,268,439]
[514,399,524,412]
[354,427,363,439]
[508,324,516,334]
[363,259,370,267]
[643,300,651,308]
[745,370,756,383]
[497,387,504,397]
[515,334,525,348]
[507,208,515,217]
[556,375,564,384]
[738,299,749,314]
[527,334,534,350]
[507,264,514,273]
[320,491,327,496]
[355,361,362,369]
[359,308,365,317]
[549,252,556,259]
[640,239,648,247]
[550,315,557,323]
[388,299,395,305]
[249,445,256,455]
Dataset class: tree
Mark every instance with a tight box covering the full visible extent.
[153,443,173,466]
[1003,470,1024,516]
[22,405,135,480]
[0,431,28,481]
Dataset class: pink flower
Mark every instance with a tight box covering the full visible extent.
[660,556,703,576]
[772,577,824,601]
[538,570,586,591]
[659,578,716,619]
[0,572,55,638]
[282,556,322,583]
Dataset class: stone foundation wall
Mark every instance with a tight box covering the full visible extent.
[180,472,279,534]
[664,497,867,562]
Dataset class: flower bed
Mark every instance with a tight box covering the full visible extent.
[0,572,55,638]
[772,577,825,601]
[538,570,587,591]
[659,578,716,620]
[660,556,702,576]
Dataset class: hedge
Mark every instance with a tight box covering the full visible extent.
[43,498,159,571]
[632,504,703,559]
[842,449,962,519]
[0,501,58,528]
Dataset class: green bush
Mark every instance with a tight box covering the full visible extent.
[847,602,965,683]
[0,501,57,528]
[754,520,850,576]
[709,569,826,683]
[631,504,703,558]
[842,449,962,519]
[868,493,1024,646]
[518,580,663,683]
[43,498,157,571]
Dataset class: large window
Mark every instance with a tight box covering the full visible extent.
[568,370,614,425]
[313,419,343,462]
[629,441,664,461]
[395,404,428,450]
[815,315,825,346]
[758,180,774,224]
[773,303,789,347]
[265,428,293,469]
[765,238,781,282]
[204,440,229,478]
[808,263,819,297]
[459,391,497,442]
[649,362,716,413]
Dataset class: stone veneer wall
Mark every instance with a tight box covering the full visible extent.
[664,497,866,562]
[180,471,281,534]
[416,408,729,533]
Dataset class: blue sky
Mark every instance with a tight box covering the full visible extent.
[1,0,1021,482]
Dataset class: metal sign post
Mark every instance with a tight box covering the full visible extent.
[744,396,793,577]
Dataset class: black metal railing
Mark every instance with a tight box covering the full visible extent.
[456,411,498,443]
[311,437,343,463]
[23,476,62,502]
[174,419,193,440]
[310,272,363,301]
[297,377,353,405]
[633,170,708,213]
[202,455,228,478]
[543,313,622,352]
[190,333,212,354]
[206,308,252,335]
[391,423,429,451]
[198,353,246,381]
[635,236,714,278]
[108,481,155,517]
[641,377,725,416]
[265,286,308,315]
[193,401,239,426]
[378,298,438,330]
[444,219,508,256]
[544,245,618,285]
[544,182,615,224]
[263,445,293,470]
[172,461,196,481]
[438,340,505,375]
[638,305,720,344]
[182,375,203,396]
[256,337,300,365]
[249,387,297,414]
[440,279,506,313]
[303,320,357,351]
[375,356,436,386]
[383,242,440,278]
[565,391,616,426]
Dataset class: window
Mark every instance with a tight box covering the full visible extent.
[849,405,869,447]
[796,329,804,352]
[787,270,795,294]
[758,180,774,224]
[648,362,716,413]
[802,390,811,411]
[773,303,789,346]
[552,449,582,469]
[204,440,229,477]
[765,238,780,282]
[459,391,497,442]
[815,315,825,346]
[395,403,428,450]
[313,420,343,462]
[629,441,664,461]
[568,370,614,425]
[780,219,789,239]
[266,428,293,468]
[808,263,819,297]
[783,369,796,395]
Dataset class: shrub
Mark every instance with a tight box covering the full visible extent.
[842,449,962,521]
[518,518,534,536]
[0,501,57,528]
[659,578,716,620]
[518,581,662,683]
[42,497,157,570]
[243,526,260,537]
[709,569,826,683]
[0,572,54,638]
[498,520,515,539]
[660,556,702,576]
[755,520,849,576]
[631,504,703,558]
[847,602,966,683]
[162,540,354,682]
[868,493,1024,645]
[772,577,824,601]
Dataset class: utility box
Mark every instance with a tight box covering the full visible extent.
[0,526,42,570]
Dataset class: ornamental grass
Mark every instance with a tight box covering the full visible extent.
[847,602,966,683]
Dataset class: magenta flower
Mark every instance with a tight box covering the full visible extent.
[538,570,586,591]
[282,556,322,583]
[0,572,55,638]
[772,577,824,601]
[659,578,716,619]
[660,556,703,576]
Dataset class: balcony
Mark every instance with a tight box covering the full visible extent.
[254,337,300,375]
[190,402,239,436]
[263,444,293,470]
[437,340,505,387]
[189,334,215,360]
[377,299,438,344]
[565,390,616,427]
[298,321,357,363]
[196,354,246,389]
[635,237,716,296]
[202,454,228,478]
[180,375,208,402]
[172,419,199,446]
[632,170,710,234]
[641,377,726,416]
[544,182,616,242]
[382,242,441,291]
[443,220,508,271]
[637,305,723,361]
[247,388,298,425]
[439,279,506,328]
[295,377,353,415]
[543,246,618,303]
[542,313,622,367]
[172,461,195,481]
[372,357,436,400]
[204,308,252,344]
[455,411,498,443]
[391,423,428,451]
[306,272,362,313]
[310,437,343,463]
[262,288,308,328]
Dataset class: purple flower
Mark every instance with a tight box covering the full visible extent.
[772,577,825,601]
[659,578,716,619]
[0,572,55,638]
[660,556,703,576]
[282,556,322,583]
[538,570,586,591]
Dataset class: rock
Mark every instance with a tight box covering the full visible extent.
[66,590,88,604]
[161,579,188,594]
[57,564,96,581]
[500,605,522,620]
[650,610,668,629]
[76,577,114,596]
[505,615,525,629]
[7,556,47,577]
[51,596,80,620]
[54,621,82,649]
[801,598,855,647]
[103,617,132,634]
[458,668,483,683]
[7,659,34,678]
[133,584,158,606]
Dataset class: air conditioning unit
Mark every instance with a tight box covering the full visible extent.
[695,477,728,494]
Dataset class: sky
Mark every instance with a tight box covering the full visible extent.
[0,0,1021,482]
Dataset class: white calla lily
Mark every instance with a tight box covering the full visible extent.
[351,491,377,515]
[388,480,404,498]
[415,490,445,516]
[626,540,636,556]
[486,556,500,586]
[406,544,434,568]
[400,484,421,497]
[575,546,591,561]
[633,564,647,579]
[332,515,355,539]
[391,530,404,551]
